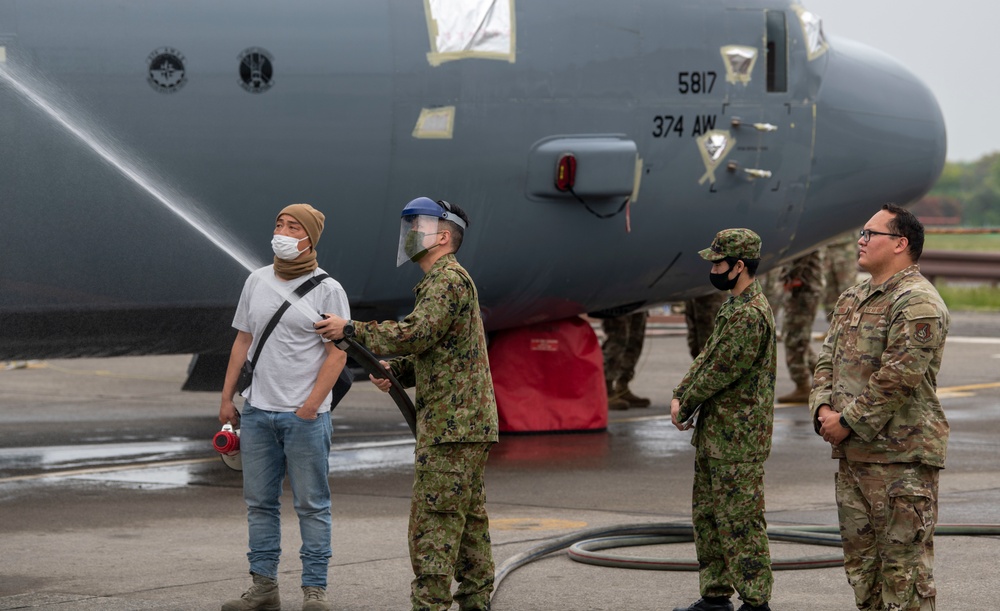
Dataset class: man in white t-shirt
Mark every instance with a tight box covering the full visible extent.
[219,203,350,611]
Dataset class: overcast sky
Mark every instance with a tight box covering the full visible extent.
[802,0,994,163]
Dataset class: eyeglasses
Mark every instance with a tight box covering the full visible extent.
[859,229,902,244]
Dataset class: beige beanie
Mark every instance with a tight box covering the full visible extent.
[277,203,325,248]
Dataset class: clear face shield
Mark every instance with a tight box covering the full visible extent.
[396,214,443,267]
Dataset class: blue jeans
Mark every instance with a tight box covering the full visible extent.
[241,403,332,588]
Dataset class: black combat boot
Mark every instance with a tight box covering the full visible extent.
[672,596,734,611]
[736,603,771,611]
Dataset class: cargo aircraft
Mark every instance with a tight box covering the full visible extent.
[0,0,946,389]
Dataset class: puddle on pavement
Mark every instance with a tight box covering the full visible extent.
[0,438,418,490]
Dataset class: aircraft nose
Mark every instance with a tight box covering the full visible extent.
[801,37,947,240]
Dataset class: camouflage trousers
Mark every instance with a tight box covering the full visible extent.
[783,283,820,386]
[684,293,727,359]
[823,236,860,320]
[692,453,772,606]
[601,311,647,387]
[410,442,494,611]
[761,271,784,315]
[836,460,939,611]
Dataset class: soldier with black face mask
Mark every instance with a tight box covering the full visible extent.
[670,228,777,611]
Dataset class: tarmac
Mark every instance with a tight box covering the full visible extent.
[1,310,999,610]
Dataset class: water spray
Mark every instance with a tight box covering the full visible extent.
[1,61,331,324]
[0,62,262,273]
[0,61,416,433]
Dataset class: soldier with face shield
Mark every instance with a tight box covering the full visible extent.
[316,197,498,611]
[395,197,465,266]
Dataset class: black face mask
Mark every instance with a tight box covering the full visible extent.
[709,262,741,291]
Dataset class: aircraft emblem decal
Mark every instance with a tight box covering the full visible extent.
[697,130,736,185]
[238,47,274,93]
[146,47,187,93]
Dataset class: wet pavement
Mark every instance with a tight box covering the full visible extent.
[1,311,999,610]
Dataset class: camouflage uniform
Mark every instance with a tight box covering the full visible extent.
[822,232,860,321]
[779,251,823,392]
[760,270,785,316]
[602,310,648,405]
[810,265,949,611]
[354,253,499,611]
[673,229,777,608]
[683,292,728,359]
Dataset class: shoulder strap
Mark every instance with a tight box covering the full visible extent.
[249,273,330,367]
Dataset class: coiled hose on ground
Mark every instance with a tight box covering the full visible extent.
[493,522,1000,596]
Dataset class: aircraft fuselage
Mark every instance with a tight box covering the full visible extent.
[0,0,946,359]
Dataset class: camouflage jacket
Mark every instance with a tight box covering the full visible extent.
[673,280,776,462]
[780,250,823,289]
[354,254,499,449]
[809,265,950,467]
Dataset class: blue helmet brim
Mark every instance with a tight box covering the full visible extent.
[400,197,466,229]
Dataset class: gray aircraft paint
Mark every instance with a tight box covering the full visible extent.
[0,0,945,361]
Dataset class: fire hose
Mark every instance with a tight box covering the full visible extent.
[493,522,1000,595]
[333,324,417,437]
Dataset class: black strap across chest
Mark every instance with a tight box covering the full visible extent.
[249,273,329,368]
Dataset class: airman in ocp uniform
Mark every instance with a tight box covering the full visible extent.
[812,204,949,611]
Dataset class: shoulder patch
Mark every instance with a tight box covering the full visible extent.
[913,322,933,343]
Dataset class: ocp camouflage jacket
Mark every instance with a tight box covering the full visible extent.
[810,265,950,467]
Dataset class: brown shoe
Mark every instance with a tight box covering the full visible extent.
[608,393,631,410]
[619,388,651,408]
[302,586,331,611]
[221,573,280,611]
[777,383,811,404]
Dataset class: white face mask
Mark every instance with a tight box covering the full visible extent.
[271,234,308,260]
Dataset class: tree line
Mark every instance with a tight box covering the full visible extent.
[911,153,1000,227]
